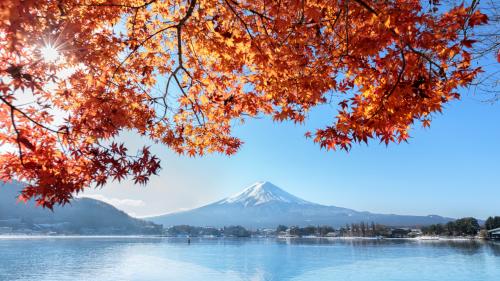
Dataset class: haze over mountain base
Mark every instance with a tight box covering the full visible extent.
[0,182,162,235]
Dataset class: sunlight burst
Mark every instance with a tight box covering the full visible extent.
[40,44,60,62]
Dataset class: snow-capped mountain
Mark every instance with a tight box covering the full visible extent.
[147,181,453,228]
[215,181,313,207]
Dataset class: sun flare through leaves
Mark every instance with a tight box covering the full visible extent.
[0,0,492,208]
[40,44,60,63]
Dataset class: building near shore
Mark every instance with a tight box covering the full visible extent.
[488,228,500,240]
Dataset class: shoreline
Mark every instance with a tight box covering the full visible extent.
[0,234,492,241]
[275,236,485,241]
[0,235,164,239]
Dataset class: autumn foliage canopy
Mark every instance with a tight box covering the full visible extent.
[0,0,491,207]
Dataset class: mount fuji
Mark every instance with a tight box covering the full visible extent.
[147,181,453,228]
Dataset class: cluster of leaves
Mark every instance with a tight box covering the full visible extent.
[0,0,490,207]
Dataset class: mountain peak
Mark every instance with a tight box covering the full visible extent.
[149,181,455,228]
[217,181,312,207]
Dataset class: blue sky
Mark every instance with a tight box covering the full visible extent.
[82,91,500,219]
[79,0,500,219]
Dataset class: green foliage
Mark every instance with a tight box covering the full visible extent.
[223,226,251,237]
[435,217,481,236]
[343,222,384,237]
[485,216,500,230]
[453,217,480,236]
[276,225,288,233]
[422,224,446,235]
[168,225,201,236]
[421,217,489,237]
[317,225,336,236]
[281,225,336,236]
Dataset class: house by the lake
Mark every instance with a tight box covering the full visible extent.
[488,227,500,240]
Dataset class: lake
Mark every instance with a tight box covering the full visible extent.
[0,237,499,281]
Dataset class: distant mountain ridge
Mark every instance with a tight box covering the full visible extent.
[148,181,454,228]
[0,181,162,235]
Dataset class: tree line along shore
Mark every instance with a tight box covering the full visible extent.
[164,216,500,240]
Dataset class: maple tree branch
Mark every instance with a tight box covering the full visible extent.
[351,0,445,77]
[387,47,407,100]
[177,0,198,28]
[173,73,205,126]
[228,0,272,21]
[367,46,407,121]
[110,0,197,79]
[224,0,265,54]
[168,0,206,126]
[117,0,197,118]
[9,107,26,166]
[351,0,379,16]
[164,66,204,127]
[0,95,64,134]
[112,24,177,78]
[345,0,350,55]
[83,0,158,9]
[94,141,144,160]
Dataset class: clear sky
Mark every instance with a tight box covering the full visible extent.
[76,1,500,220]
[82,90,500,220]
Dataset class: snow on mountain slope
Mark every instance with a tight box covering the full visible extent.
[216,181,314,207]
[147,181,454,228]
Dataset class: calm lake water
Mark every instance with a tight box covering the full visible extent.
[0,237,499,281]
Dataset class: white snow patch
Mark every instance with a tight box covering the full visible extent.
[217,181,313,207]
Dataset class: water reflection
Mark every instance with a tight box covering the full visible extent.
[0,238,499,281]
[487,241,500,256]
